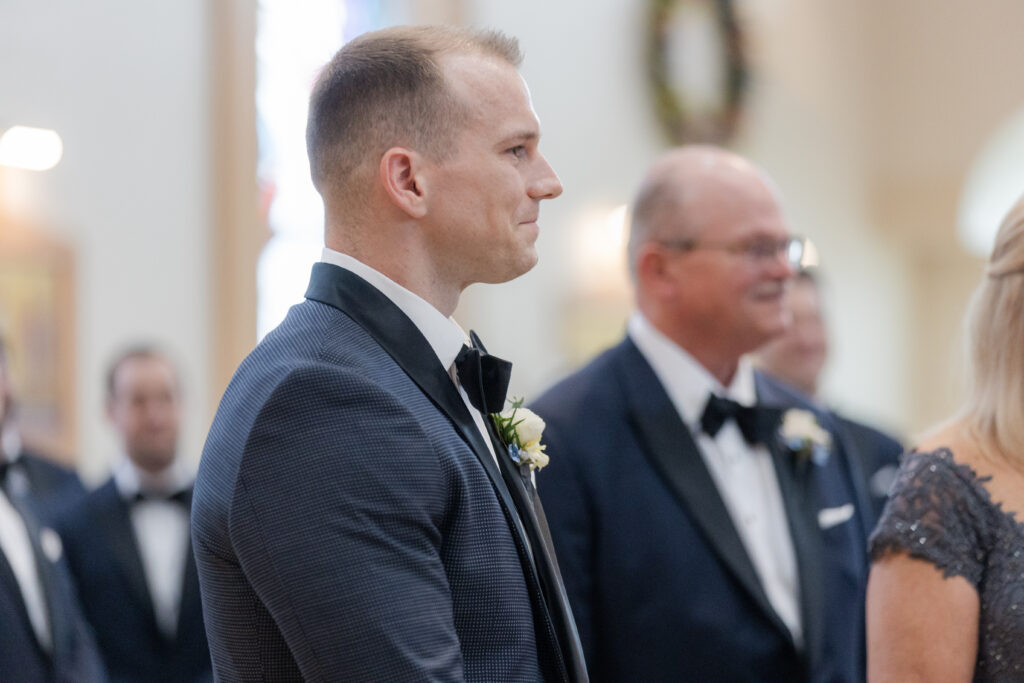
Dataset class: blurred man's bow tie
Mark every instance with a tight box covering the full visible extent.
[701,394,783,447]
[133,489,190,506]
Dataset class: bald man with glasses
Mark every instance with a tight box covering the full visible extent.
[532,146,871,682]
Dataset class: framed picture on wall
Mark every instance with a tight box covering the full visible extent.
[0,216,76,465]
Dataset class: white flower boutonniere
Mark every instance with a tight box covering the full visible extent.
[780,409,831,465]
[492,397,550,472]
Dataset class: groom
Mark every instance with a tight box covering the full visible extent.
[192,26,586,682]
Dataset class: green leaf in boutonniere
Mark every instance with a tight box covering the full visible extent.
[492,397,550,472]
[780,408,831,466]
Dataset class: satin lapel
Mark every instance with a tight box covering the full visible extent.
[0,498,60,659]
[484,419,587,682]
[821,414,874,543]
[615,340,793,638]
[753,374,836,670]
[304,263,534,563]
[93,482,158,626]
[765,435,825,669]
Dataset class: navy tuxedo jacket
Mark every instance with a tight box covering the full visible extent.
[7,450,87,524]
[192,263,586,682]
[835,417,902,519]
[533,338,871,683]
[0,485,106,682]
[56,480,211,683]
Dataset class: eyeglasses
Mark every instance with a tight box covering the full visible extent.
[657,235,806,269]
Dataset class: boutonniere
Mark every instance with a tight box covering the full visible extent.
[492,397,550,472]
[780,409,831,465]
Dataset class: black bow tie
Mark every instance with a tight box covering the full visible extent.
[700,394,783,447]
[132,489,190,506]
[454,330,512,414]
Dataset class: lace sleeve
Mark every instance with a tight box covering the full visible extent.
[869,449,993,586]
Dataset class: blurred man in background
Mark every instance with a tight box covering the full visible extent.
[57,346,210,683]
[756,269,903,516]
[535,145,870,682]
[0,334,105,681]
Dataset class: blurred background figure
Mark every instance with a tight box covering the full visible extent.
[0,334,105,681]
[756,269,904,517]
[867,194,1024,681]
[56,346,211,683]
[0,336,87,524]
[535,145,869,682]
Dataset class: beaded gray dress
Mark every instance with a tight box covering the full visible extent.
[869,448,1024,681]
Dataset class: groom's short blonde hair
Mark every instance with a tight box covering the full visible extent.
[306,25,521,207]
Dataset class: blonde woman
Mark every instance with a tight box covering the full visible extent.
[867,194,1024,681]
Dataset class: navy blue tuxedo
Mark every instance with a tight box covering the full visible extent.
[56,480,211,683]
[0,483,106,682]
[754,373,903,520]
[834,417,902,519]
[533,338,870,682]
[192,263,586,682]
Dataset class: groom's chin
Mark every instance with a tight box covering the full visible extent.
[481,250,539,285]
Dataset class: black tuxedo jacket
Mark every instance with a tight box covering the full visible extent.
[534,338,870,682]
[0,483,106,682]
[192,263,586,682]
[755,372,904,519]
[835,416,903,518]
[56,480,211,683]
[6,449,87,524]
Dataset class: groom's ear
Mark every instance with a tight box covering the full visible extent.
[379,147,428,219]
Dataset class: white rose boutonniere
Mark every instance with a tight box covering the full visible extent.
[780,409,831,465]
[492,397,550,472]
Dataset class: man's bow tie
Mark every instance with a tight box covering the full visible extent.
[454,330,512,414]
[700,394,783,447]
[132,489,190,506]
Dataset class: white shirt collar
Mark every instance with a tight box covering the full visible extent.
[627,312,758,429]
[1,422,22,464]
[112,456,192,500]
[320,248,469,370]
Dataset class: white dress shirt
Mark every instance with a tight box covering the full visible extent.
[0,422,52,651]
[113,457,193,637]
[320,248,498,464]
[628,312,803,647]
[0,484,52,651]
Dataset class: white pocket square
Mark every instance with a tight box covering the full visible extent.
[818,503,854,530]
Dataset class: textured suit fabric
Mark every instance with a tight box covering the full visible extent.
[0,487,106,682]
[56,480,211,683]
[193,264,576,682]
[533,338,870,683]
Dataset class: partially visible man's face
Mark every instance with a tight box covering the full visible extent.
[107,355,181,473]
[666,169,794,354]
[757,279,828,396]
[0,359,8,424]
[424,52,563,287]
